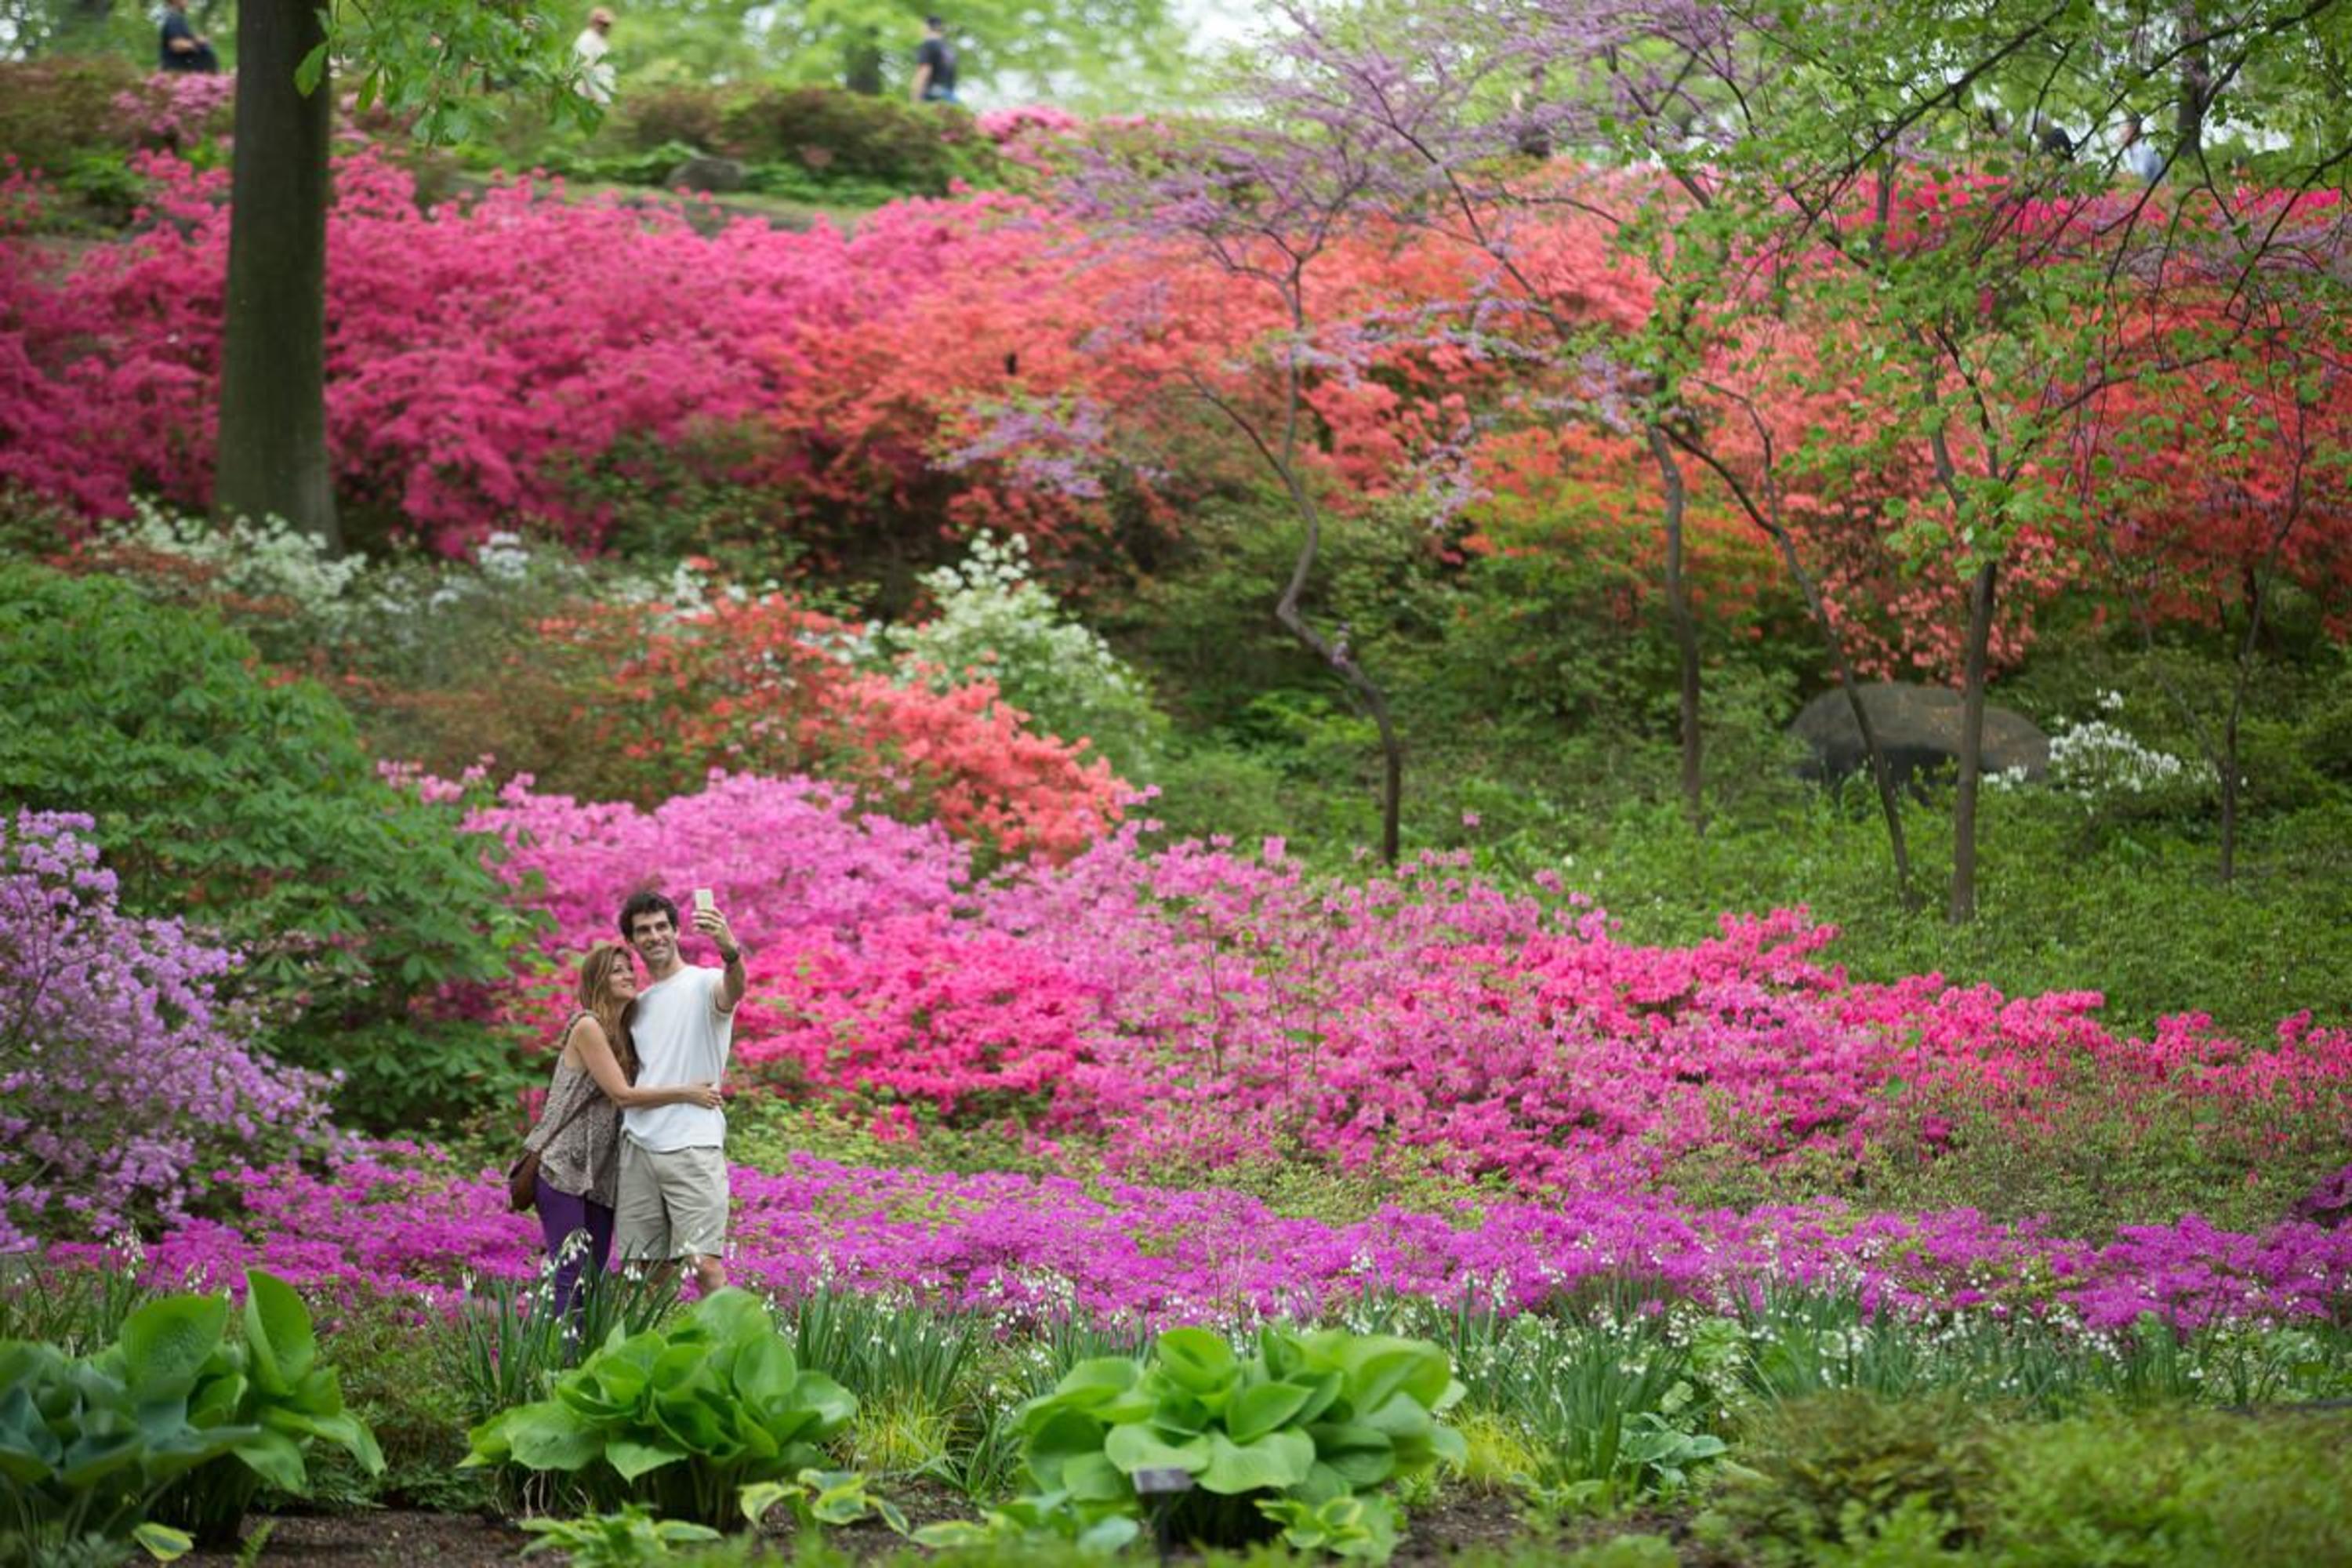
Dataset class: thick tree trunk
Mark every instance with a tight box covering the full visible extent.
[1650,426,1704,829]
[214,0,339,549]
[2175,1,2215,162]
[1948,559,1999,924]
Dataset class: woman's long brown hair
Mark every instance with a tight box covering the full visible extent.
[575,942,640,1080]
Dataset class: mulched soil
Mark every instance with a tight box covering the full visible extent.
[175,1490,1591,1566]
[180,1510,532,1568]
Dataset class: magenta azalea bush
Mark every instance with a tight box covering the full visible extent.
[463,773,2352,1203]
[61,1148,2352,1332]
[0,812,336,1250]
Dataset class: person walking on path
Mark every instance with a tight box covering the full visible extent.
[910,15,958,103]
[158,0,219,73]
[526,942,722,1316]
[573,6,616,103]
[613,890,746,1294]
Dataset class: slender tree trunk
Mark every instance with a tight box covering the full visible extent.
[1663,426,1917,906]
[1650,425,1704,829]
[1271,502,1403,866]
[1948,559,2000,924]
[2219,565,2278,883]
[214,0,339,549]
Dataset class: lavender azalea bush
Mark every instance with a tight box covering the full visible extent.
[0,811,336,1250]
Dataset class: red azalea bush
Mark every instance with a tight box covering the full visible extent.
[497,590,1131,859]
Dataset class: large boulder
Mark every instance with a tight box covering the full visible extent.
[666,155,749,194]
[1791,681,2049,788]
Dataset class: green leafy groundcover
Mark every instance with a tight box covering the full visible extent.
[466,1287,858,1526]
[927,1325,1467,1562]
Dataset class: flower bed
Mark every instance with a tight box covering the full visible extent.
[66,1149,2352,1332]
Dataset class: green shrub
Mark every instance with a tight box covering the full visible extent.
[0,56,145,176]
[313,1287,481,1508]
[960,1325,1468,1563]
[604,81,996,193]
[1978,1408,2352,1567]
[1705,1392,1995,1563]
[0,1296,250,1566]
[0,564,543,1131]
[619,83,741,157]
[717,86,990,191]
[466,1288,858,1526]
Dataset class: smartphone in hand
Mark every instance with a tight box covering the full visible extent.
[692,887,715,916]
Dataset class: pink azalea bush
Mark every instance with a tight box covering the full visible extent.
[111,71,237,151]
[462,773,2352,1209]
[61,1148,2352,1331]
[0,812,337,1251]
[0,149,1110,555]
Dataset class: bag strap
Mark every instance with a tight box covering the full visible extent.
[527,1012,606,1151]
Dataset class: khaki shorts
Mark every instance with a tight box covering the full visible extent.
[615,1140,729,1262]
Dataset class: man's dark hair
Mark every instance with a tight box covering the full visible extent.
[925,14,943,27]
[619,890,681,938]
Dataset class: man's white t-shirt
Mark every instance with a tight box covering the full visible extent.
[623,965,732,1151]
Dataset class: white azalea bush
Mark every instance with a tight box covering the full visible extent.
[883,531,1167,778]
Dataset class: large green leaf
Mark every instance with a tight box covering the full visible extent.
[1305,1421,1396,1488]
[264,1409,384,1475]
[1023,1408,1109,1490]
[1196,1428,1314,1495]
[1060,1449,1132,1504]
[116,1298,230,1401]
[1153,1328,1239,1397]
[1333,1338,1452,1414]
[690,1288,775,1347]
[606,1436,687,1480]
[730,1336,794,1409]
[230,1427,307,1493]
[1039,1356,1140,1410]
[1225,1379,1317,1445]
[785,1372,856,1439]
[1103,1422,1208,1475]
[240,1272,317,1400]
[497,1406,604,1472]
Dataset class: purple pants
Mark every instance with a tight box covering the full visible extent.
[535,1174,615,1319]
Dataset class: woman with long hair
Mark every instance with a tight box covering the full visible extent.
[524,942,721,1313]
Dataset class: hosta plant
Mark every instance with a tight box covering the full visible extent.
[144,1270,384,1545]
[519,1504,721,1566]
[0,1271,377,1562]
[465,1289,857,1525]
[739,1469,909,1537]
[1003,1325,1468,1562]
[0,1295,252,1565]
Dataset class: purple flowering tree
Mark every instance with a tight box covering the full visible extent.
[1232,0,1934,887]
[1051,103,1456,863]
[1243,0,2352,920]
[0,811,336,1252]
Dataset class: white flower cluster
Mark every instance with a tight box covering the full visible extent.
[2048,708,2194,799]
[883,532,1163,772]
[100,501,367,622]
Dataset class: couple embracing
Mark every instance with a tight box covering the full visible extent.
[525,889,749,1311]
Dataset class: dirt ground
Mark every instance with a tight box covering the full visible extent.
[174,1489,1597,1566]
